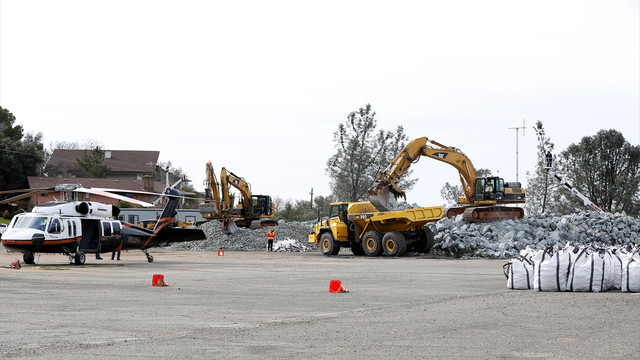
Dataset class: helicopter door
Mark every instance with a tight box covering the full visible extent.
[79,219,102,252]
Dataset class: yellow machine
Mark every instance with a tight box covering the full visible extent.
[199,162,276,232]
[368,137,525,222]
[309,201,443,257]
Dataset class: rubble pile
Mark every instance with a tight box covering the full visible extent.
[430,211,640,258]
[170,211,639,258]
[169,220,313,252]
[273,238,313,252]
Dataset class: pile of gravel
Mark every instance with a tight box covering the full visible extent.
[169,211,639,259]
[168,220,313,252]
[430,211,640,258]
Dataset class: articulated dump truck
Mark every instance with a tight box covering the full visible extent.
[309,201,444,257]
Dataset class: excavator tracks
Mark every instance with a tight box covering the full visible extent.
[461,206,524,223]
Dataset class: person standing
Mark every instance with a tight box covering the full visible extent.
[266,230,275,252]
[111,244,121,260]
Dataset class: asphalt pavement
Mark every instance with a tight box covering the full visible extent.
[1,248,638,359]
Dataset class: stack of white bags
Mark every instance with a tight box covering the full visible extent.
[504,244,640,292]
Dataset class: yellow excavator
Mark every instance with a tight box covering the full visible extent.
[200,161,277,232]
[368,137,525,222]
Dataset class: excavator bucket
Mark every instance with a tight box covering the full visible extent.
[368,185,392,212]
[222,217,238,234]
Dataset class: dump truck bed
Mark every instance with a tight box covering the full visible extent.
[347,206,444,233]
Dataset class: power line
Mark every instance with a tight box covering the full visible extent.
[0,147,46,158]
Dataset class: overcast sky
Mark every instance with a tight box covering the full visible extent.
[1,0,638,207]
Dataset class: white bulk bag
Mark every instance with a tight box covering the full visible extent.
[568,247,606,292]
[609,249,625,290]
[534,247,573,292]
[505,255,535,290]
[621,251,640,293]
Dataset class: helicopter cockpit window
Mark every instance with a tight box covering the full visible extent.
[13,216,48,231]
[48,218,62,234]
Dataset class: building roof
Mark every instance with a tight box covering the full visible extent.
[47,149,159,175]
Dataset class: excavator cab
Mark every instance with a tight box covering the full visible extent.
[474,177,505,202]
[249,195,273,217]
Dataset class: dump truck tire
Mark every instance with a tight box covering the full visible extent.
[320,232,340,256]
[383,231,407,256]
[413,228,435,253]
[362,231,383,256]
[350,242,366,256]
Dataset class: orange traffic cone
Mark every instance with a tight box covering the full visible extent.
[329,280,349,293]
[152,274,167,287]
[218,250,224,256]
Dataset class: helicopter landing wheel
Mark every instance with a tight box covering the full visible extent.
[74,251,86,265]
[23,252,35,264]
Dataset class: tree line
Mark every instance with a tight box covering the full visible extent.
[2,105,638,220]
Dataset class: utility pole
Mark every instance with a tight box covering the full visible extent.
[309,187,314,208]
[508,119,526,182]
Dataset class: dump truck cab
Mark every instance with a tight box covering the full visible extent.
[309,202,353,246]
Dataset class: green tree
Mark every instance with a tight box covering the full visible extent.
[524,121,557,215]
[552,129,639,216]
[440,168,492,207]
[275,194,335,222]
[75,146,110,178]
[0,107,46,189]
[117,200,135,208]
[326,104,416,202]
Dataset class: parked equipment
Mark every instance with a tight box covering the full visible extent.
[200,162,276,232]
[309,201,443,256]
[368,137,526,222]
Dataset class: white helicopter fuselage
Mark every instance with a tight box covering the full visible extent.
[1,188,207,265]
[1,201,123,256]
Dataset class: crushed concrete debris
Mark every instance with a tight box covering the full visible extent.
[169,220,314,252]
[170,211,639,258]
[429,211,639,258]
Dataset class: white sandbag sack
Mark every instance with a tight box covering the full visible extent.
[504,255,535,290]
[568,247,606,292]
[600,249,618,291]
[534,246,573,292]
[621,251,640,293]
[608,248,625,290]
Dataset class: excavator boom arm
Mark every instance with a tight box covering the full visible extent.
[221,168,253,212]
[369,137,479,210]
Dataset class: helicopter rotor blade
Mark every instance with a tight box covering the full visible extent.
[74,188,155,208]
[0,189,52,205]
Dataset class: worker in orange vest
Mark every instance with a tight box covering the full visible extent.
[266,230,275,252]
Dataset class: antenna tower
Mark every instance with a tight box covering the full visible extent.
[508,119,526,182]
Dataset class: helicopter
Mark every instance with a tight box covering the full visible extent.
[0,187,206,265]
